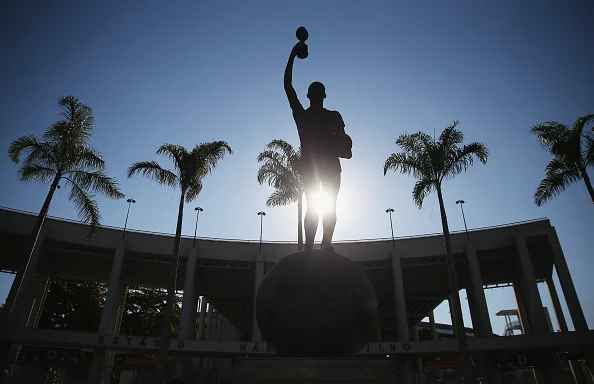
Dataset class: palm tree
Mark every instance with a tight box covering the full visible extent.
[127,141,232,379]
[257,140,304,250]
[4,95,124,326]
[384,121,488,381]
[530,114,594,206]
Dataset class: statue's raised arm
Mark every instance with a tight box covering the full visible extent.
[284,27,309,113]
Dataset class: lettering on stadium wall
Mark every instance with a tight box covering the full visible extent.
[95,335,275,354]
[362,343,412,353]
[95,335,410,355]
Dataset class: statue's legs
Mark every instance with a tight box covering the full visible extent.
[321,171,340,249]
[302,158,341,250]
[303,179,320,251]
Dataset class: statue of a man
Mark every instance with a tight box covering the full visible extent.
[284,39,350,252]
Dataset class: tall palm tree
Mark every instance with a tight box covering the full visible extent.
[384,121,488,381]
[127,141,232,379]
[4,95,124,326]
[257,140,304,250]
[530,114,594,206]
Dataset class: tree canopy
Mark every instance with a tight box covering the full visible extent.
[8,95,124,238]
[530,114,594,205]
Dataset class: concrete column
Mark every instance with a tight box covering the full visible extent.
[197,298,207,340]
[206,304,214,340]
[212,311,218,341]
[109,283,127,334]
[252,251,264,341]
[24,275,50,328]
[179,248,198,340]
[225,321,231,341]
[390,249,408,341]
[513,283,530,334]
[548,232,589,333]
[482,355,503,384]
[429,311,438,340]
[113,284,127,332]
[400,360,414,384]
[190,287,201,338]
[1,273,50,383]
[447,295,456,334]
[391,249,413,384]
[462,288,499,384]
[0,233,46,381]
[6,229,47,327]
[203,304,214,369]
[87,239,127,384]
[515,236,548,334]
[219,317,225,341]
[216,313,223,341]
[190,297,205,370]
[465,287,478,335]
[545,279,580,384]
[98,239,127,333]
[213,312,220,341]
[550,230,594,378]
[465,241,493,337]
[413,326,424,384]
[105,285,128,382]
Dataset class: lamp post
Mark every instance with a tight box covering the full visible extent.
[122,198,136,238]
[455,199,469,240]
[385,208,395,249]
[257,211,266,251]
[193,207,204,246]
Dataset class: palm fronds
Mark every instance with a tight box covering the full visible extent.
[530,114,594,205]
[9,95,123,239]
[385,121,488,207]
[127,161,179,188]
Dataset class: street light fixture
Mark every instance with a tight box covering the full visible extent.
[385,208,395,249]
[122,198,136,238]
[455,199,469,240]
[257,211,266,251]
[193,207,204,246]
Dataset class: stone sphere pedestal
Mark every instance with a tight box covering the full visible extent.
[255,250,378,357]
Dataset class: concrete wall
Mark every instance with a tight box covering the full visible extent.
[0,207,553,264]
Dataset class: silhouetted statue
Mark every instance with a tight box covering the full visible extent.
[284,27,352,252]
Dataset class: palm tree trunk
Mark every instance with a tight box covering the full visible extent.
[0,173,60,374]
[156,191,185,381]
[580,168,594,204]
[3,173,61,324]
[298,190,303,251]
[436,184,474,382]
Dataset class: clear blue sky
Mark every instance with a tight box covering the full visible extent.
[1,1,593,336]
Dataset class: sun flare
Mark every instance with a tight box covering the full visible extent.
[309,191,332,215]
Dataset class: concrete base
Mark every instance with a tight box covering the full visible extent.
[220,357,398,383]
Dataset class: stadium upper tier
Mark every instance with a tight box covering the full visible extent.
[0,207,556,339]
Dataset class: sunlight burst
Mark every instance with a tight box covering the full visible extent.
[309,191,332,215]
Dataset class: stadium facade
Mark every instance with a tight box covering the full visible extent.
[0,207,593,383]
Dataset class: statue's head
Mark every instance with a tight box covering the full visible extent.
[307,82,326,103]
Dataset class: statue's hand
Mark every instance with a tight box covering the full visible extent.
[293,42,308,60]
